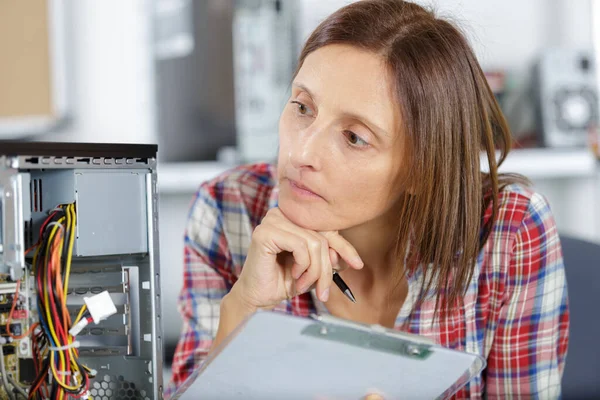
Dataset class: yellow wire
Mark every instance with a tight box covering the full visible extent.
[64,204,76,299]
[45,221,70,392]
[57,208,71,400]
[57,208,70,400]
[50,360,82,392]
[74,304,87,325]
[43,219,65,356]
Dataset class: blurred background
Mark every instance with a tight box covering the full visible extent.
[1,0,600,387]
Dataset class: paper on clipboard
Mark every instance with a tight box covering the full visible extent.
[172,310,485,400]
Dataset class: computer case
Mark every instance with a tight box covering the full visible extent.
[0,141,163,399]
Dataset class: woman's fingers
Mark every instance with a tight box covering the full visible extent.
[294,234,332,302]
[319,231,364,270]
[293,232,333,302]
[254,224,311,270]
[329,248,339,269]
[315,233,333,302]
[294,235,325,295]
[266,209,362,302]
[291,262,306,280]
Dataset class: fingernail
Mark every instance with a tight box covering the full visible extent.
[355,257,364,268]
[321,288,330,302]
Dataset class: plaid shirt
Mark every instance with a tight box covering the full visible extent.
[165,163,569,399]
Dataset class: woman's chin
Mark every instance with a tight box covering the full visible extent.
[277,199,336,231]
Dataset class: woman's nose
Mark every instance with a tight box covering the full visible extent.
[289,127,327,171]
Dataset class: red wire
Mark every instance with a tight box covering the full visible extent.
[46,236,72,388]
[25,210,60,255]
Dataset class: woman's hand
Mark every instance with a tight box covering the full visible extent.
[230,207,364,311]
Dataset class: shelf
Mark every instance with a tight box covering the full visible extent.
[158,149,598,194]
[483,148,598,179]
[157,161,232,194]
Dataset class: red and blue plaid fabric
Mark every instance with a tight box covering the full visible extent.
[165,163,569,399]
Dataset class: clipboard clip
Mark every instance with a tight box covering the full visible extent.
[303,313,433,360]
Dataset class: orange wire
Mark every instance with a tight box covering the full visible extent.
[48,230,71,391]
[53,234,71,328]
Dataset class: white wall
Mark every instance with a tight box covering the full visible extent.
[299,0,594,66]
[43,0,157,145]
[532,176,599,242]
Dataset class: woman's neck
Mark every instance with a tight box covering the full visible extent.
[339,209,399,278]
[333,210,408,323]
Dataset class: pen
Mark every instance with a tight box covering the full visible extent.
[332,271,356,303]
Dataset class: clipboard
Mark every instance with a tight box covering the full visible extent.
[171,310,486,399]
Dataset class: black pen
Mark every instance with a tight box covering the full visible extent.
[332,271,356,303]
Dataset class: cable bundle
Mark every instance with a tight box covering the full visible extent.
[27,203,93,400]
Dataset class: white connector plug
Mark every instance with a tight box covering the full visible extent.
[84,290,117,324]
[69,291,117,337]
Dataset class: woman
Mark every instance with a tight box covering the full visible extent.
[166,0,569,398]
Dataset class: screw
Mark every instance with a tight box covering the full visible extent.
[407,344,421,356]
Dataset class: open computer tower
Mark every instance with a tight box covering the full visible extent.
[0,142,163,399]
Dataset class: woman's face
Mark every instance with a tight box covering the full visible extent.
[277,44,406,231]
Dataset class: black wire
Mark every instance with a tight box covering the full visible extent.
[29,354,50,399]
[50,381,58,400]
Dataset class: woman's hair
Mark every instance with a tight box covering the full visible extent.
[294,0,526,315]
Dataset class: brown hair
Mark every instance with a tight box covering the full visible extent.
[294,0,526,315]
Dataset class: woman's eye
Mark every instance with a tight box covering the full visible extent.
[345,131,369,147]
[290,101,313,116]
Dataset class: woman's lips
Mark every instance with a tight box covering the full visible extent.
[287,179,324,200]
